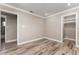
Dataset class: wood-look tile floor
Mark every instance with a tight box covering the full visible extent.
[0,39,79,55]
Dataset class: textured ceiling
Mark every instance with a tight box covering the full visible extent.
[8,3,79,17]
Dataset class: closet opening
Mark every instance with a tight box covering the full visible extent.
[1,15,6,49]
[62,13,76,47]
[1,11,17,50]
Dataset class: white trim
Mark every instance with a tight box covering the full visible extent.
[76,45,79,47]
[76,12,78,47]
[1,9,18,46]
[47,6,79,18]
[43,37,63,43]
[64,38,75,41]
[18,37,45,45]
[0,3,44,19]
[1,9,18,15]
[61,16,64,42]
[62,12,76,17]
[17,13,19,46]
[64,21,75,24]
[18,37,63,45]
[61,12,78,47]
[61,12,76,43]
[4,16,7,44]
[5,39,16,43]
[1,3,79,19]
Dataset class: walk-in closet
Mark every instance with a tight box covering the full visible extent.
[63,13,76,42]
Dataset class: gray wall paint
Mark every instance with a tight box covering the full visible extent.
[63,15,76,40]
[18,12,44,43]
[0,5,44,45]
[64,23,76,39]
[1,4,79,46]
[46,15,62,41]
[6,15,17,42]
[46,8,79,46]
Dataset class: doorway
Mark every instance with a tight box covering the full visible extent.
[1,15,6,49]
[61,12,76,47]
[1,11,17,50]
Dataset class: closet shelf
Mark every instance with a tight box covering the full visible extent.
[64,18,75,23]
[64,21,75,24]
[64,18,75,21]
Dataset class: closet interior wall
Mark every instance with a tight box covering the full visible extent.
[63,14,76,41]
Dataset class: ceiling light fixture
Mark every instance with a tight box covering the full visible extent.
[30,11,34,13]
[67,3,71,6]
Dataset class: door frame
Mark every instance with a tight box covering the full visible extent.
[1,15,7,43]
[1,10,18,45]
[61,12,77,47]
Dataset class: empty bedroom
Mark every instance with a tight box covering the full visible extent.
[0,3,79,55]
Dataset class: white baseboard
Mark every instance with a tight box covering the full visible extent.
[43,37,63,43]
[5,39,16,43]
[17,37,79,48]
[17,37,63,45]
[76,45,79,47]
[18,37,45,45]
[76,40,79,48]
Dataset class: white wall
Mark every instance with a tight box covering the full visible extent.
[46,7,79,46]
[1,4,79,47]
[1,12,17,43]
[64,23,76,39]
[46,15,62,41]
[18,11,44,44]
[0,5,45,45]
[6,15,17,42]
